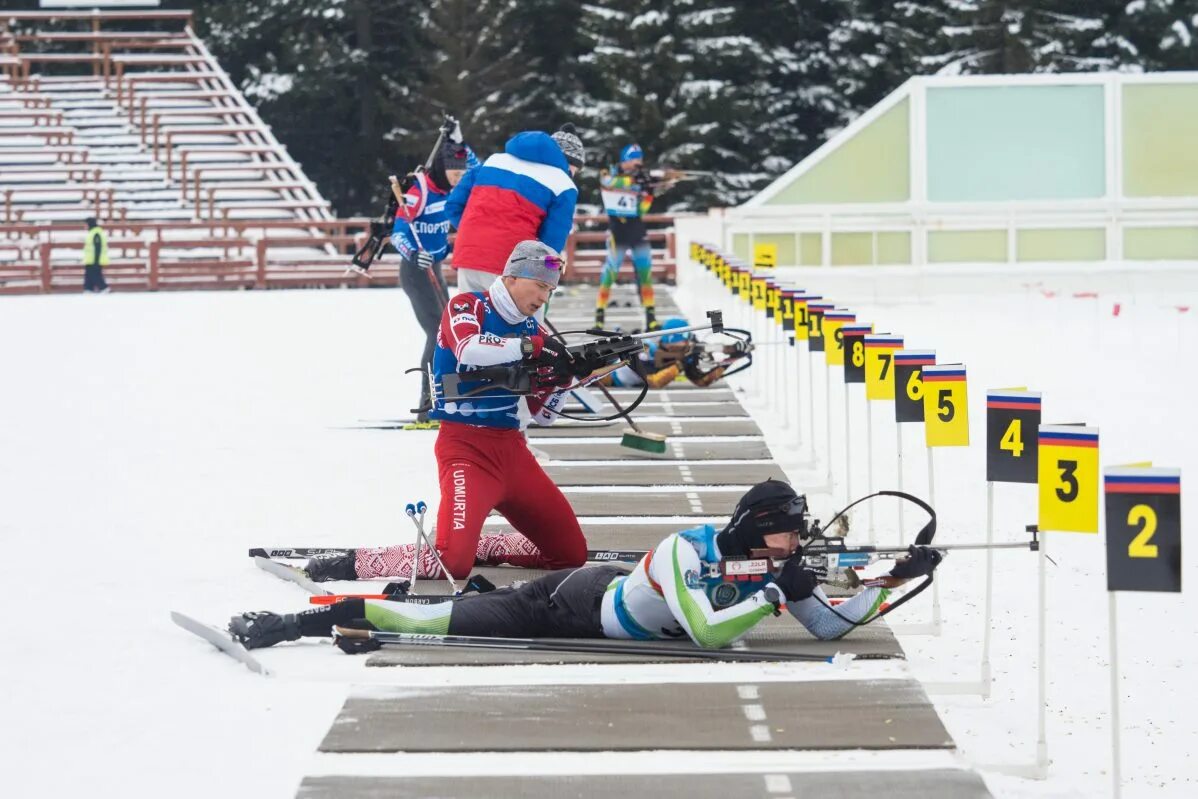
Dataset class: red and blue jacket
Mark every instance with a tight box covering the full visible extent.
[446,131,578,275]
[390,147,480,261]
[429,290,565,429]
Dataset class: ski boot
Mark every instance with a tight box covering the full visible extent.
[644,305,658,331]
[304,551,358,582]
[594,307,605,329]
[228,611,301,650]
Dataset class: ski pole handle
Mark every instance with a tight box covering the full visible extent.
[417,501,427,514]
[405,503,416,517]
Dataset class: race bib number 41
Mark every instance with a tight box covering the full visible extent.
[601,188,639,218]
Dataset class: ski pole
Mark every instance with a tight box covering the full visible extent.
[406,500,457,593]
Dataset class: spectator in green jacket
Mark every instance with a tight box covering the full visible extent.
[82,217,110,293]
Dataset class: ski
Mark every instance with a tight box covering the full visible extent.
[248,547,650,563]
[253,556,334,596]
[310,592,455,606]
[332,626,903,663]
[171,611,270,675]
[249,546,352,559]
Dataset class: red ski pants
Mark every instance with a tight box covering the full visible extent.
[432,421,586,578]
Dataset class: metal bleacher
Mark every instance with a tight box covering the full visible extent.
[0,8,367,293]
[0,8,676,295]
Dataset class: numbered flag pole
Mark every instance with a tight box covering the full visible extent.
[864,334,903,542]
[749,272,770,404]
[781,290,802,449]
[808,302,834,488]
[919,363,970,636]
[1031,424,1100,777]
[1103,466,1182,799]
[981,389,1042,698]
[766,281,787,426]
[894,350,935,546]
[790,293,815,455]
[896,425,905,542]
[840,321,871,513]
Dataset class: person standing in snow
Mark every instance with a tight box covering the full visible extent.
[594,144,674,329]
[390,120,480,420]
[81,217,110,293]
[446,124,585,297]
[300,241,590,584]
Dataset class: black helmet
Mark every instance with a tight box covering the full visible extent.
[717,479,808,557]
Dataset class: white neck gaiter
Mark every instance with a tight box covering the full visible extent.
[489,276,526,324]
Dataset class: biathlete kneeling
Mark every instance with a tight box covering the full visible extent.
[304,241,587,583]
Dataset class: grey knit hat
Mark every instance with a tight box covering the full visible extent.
[551,123,585,168]
[502,240,564,287]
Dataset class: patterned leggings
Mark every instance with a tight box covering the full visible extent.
[596,236,654,311]
[355,531,548,580]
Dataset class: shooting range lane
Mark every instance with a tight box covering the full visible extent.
[533,438,771,460]
[298,769,991,799]
[318,681,951,752]
[363,611,904,666]
[303,286,985,798]
[562,488,744,516]
[528,417,761,437]
[546,461,787,486]
[565,401,749,416]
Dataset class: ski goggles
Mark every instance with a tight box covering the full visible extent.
[749,494,809,536]
[510,253,563,271]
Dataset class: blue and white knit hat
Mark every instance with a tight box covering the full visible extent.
[502,240,563,287]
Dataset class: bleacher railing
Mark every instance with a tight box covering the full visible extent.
[0,214,676,294]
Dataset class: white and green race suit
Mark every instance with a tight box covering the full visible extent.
[600,525,890,648]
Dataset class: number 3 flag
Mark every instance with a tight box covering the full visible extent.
[1038,425,1100,533]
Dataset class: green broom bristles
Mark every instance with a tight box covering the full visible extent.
[620,428,668,454]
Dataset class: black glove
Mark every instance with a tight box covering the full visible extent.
[771,557,819,603]
[531,337,574,381]
[888,545,943,579]
[415,250,434,270]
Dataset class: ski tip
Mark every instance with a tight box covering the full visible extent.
[247,547,266,558]
[170,610,272,677]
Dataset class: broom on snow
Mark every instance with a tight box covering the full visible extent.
[595,380,668,455]
[541,318,668,455]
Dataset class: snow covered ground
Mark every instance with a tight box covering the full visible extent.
[0,271,1193,797]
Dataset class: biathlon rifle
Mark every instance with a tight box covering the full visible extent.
[437,310,725,404]
[349,113,457,274]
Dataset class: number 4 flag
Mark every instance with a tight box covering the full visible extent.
[986,389,1041,483]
